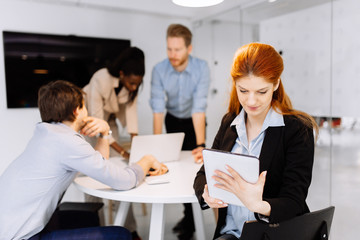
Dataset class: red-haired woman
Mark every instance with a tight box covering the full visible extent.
[193,43,319,240]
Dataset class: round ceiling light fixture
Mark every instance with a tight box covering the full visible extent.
[172,0,224,7]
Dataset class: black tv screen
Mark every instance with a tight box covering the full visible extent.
[3,31,130,108]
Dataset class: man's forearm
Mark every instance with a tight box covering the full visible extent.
[153,113,164,134]
[95,137,110,159]
[192,112,206,146]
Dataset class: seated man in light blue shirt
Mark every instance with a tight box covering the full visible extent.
[0,80,167,240]
[149,24,210,240]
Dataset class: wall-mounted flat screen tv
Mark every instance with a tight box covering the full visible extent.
[3,31,130,108]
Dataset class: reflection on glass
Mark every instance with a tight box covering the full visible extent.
[192,0,360,239]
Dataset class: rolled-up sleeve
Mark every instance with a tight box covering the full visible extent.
[84,77,105,120]
[150,67,166,113]
[191,61,210,114]
[127,163,145,187]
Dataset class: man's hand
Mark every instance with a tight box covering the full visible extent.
[136,155,168,177]
[148,162,168,176]
[80,117,110,137]
[192,146,204,164]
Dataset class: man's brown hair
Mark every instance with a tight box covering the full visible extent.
[38,80,85,123]
[167,24,192,47]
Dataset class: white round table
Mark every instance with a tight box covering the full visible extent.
[74,151,206,240]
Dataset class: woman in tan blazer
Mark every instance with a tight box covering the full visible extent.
[83,47,145,239]
[84,47,144,159]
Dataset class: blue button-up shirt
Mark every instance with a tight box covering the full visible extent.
[150,55,210,118]
[220,107,285,238]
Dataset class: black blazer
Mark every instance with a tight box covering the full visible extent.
[193,112,315,239]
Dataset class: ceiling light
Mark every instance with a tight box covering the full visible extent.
[172,0,224,7]
[268,0,277,2]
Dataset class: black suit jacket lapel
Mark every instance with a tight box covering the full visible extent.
[259,126,282,172]
[222,125,238,152]
[219,115,283,172]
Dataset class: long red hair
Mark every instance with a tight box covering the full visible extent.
[228,43,318,135]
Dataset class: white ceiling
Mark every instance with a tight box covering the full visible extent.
[208,0,332,24]
[21,0,332,22]
[26,0,254,20]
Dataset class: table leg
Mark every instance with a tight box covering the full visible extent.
[113,201,130,226]
[149,203,165,240]
[108,200,113,225]
[192,202,205,240]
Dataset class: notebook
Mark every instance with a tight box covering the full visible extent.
[202,149,259,206]
[129,132,185,164]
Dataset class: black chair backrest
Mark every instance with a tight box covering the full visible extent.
[240,206,335,240]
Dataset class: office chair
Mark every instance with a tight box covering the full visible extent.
[240,206,335,240]
[45,202,104,231]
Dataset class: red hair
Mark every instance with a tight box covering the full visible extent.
[228,43,318,135]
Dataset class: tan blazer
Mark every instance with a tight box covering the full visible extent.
[83,68,138,144]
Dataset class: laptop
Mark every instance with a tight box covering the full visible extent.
[129,132,185,164]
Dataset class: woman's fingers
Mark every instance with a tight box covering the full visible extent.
[202,184,228,208]
[212,170,234,186]
[225,165,242,181]
[257,171,267,187]
[212,168,247,195]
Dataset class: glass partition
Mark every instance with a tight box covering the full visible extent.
[331,1,360,239]
[193,0,360,238]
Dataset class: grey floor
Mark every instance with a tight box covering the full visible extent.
[130,203,216,240]
[125,125,360,240]
[311,126,360,240]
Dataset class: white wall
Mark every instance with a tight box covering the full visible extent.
[332,0,360,117]
[193,18,258,147]
[0,0,190,174]
[259,3,332,117]
[259,1,360,118]
[258,2,360,239]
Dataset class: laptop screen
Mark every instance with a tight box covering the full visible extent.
[129,133,185,164]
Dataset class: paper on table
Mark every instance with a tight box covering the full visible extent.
[203,149,259,207]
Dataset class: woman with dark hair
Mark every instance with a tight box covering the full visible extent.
[84,46,145,159]
[83,47,145,240]
[193,43,319,240]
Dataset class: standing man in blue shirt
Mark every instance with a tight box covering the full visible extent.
[150,24,210,240]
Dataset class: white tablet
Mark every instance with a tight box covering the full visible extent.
[202,149,259,207]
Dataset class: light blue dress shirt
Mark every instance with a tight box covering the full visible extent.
[150,55,210,119]
[219,107,284,238]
